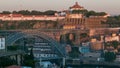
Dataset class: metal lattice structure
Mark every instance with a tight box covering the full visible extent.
[1,29,89,58]
[5,30,66,57]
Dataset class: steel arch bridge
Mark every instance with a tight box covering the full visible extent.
[5,30,66,57]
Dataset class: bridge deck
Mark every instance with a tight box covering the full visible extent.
[0,50,25,57]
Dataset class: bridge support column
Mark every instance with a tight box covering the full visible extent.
[16,55,21,65]
[15,55,18,65]
[20,54,23,65]
[62,57,65,68]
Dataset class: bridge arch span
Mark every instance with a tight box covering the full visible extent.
[6,31,66,57]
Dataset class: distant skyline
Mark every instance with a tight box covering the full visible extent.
[0,0,120,15]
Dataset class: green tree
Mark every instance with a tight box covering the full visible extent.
[17,10,31,15]
[7,45,18,51]
[69,47,80,58]
[44,10,57,15]
[72,10,88,14]
[104,42,111,48]
[86,11,96,17]
[12,11,18,14]
[29,48,34,59]
[103,15,120,27]
[98,12,107,16]
[31,10,43,15]
[1,11,11,14]
[65,33,76,46]
[60,35,66,44]
[104,52,116,62]
[86,11,107,17]
[111,41,119,49]
[23,48,35,68]
[0,57,17,67]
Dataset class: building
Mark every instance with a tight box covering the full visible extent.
[0,14,65,21]
[79,42,90,53]
[84,17,107,29]
[105,33,119,42]
[0,2,108,30]
[0,37,5,51]
[62,2,108,29]
[90,41,103,51]
[33,43,58,59]
[90,37,103,51]
[63,2,86,29]
[26,38,58,59]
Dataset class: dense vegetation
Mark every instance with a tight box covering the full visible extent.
[71,9,107,17]
[72,10,88,14]
[0,10,57,15]
[0,20,58,30]
[69,47,81,58]
[104,15,120,27]
[22,48,35,68]
[0,57,17,67]
[1,10,107,17]
[85,11,107,17]
[7,45,18,51]
[104,52,116,62]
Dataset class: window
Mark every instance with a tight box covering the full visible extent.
[1,44,4,49]
[1,44,3,48]
[1,38,3,42]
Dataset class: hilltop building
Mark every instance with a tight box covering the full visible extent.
[62,2,109,29]
[0,2,109,30]
[0,14,65,21]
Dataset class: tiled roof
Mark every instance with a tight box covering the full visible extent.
[70,2,83,9]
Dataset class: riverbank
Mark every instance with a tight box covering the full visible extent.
[66,64,120,68]
[66,60,120,68]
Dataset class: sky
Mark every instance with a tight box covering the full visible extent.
[0,0,120,15]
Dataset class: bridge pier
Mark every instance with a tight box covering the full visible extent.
[15,55,18,64]
[20,54,23,65]
[15,54,23,66]
[9,54,22,66]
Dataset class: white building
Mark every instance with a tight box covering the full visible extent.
[0,37,5,50]
[0,14,65,21]
[105,33,119,42]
